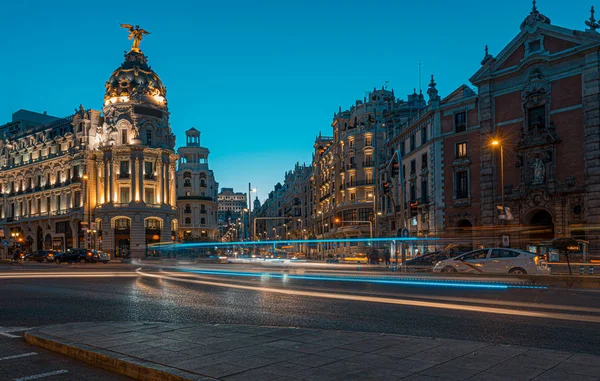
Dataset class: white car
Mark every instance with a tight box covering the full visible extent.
[433,248,549,275]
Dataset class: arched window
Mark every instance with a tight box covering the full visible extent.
[200,204,206,213]
[201,218,206,225]
[146,130,152,146]
[184,204,191,213]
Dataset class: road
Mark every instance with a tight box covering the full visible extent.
[0,262,599,364]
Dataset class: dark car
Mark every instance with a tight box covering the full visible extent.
[25,250,57,263]
[55,249,109,264]
[406,251,455,267]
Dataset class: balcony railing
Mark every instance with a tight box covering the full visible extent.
[346,163,357,170]
[362,161,374,167]
[119,173,130,179]
[144,173,156,180]
[346,179,375,188]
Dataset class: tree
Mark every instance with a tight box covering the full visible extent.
[552,238,577,275]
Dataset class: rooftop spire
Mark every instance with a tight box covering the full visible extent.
[520,0,551,30]
[427,74,440,104]
[481,44,494,65]
[586,6,599,31]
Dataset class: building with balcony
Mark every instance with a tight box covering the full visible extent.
[0,32,178,258]
[217,188,247,238]
[176,128,219,241]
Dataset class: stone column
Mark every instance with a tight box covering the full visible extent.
[165,163,170,206]
[97,162,103,205]
[138,158,144,203]
[157,158,163,204]
[102,216,115,258]
[104,159,109,203]
[109,159,114,203]
[130,215,146,258]
[583,51,600,257]
[161,216,172,243]
[170,163,176,207]
[131,156,137,203]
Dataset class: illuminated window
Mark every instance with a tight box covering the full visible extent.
[144,187,155,204]
[121,130,127,144]
[456,142,467,158]
[119,187,130,203]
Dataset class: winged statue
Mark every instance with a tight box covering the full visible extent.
[120,24,150,52]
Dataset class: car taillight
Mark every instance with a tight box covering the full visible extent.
[87,253,92,256]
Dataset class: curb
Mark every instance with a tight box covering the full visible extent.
[24,330,212,381]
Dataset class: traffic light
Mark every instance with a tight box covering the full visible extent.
[392,162,400,178]
[410,201,418,218]
[382,181,391,195]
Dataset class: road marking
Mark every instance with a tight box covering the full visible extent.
[0,332,21,338]
[139,270,600,324]
[14,370,68,381]
[0,352,37,361]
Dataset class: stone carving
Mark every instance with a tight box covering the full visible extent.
[120,24,150,53]
[530,157,545,185]
[565,177,576,188]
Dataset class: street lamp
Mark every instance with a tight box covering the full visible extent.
[491,139,504,220]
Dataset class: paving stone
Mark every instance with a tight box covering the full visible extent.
[381,358,440,373]
[288,353,339,367]
[223,368,281,381]
[318,347,363,360]
[343,367,414,380]
[533,368,600,381]
[485,364,547,381]
[371,345,427,359]
[222,355,279,369]
[552,362,600,378]
[338,339,393,353]
[465,373,515,381]
[419,364,481,380]
[258,361,312,376]
[565,353,600,365]
[193,362,249,378]
[288,366,343,381]
[402,374,448,381]
[265,339,332,353]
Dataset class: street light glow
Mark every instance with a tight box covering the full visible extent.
[491,139,500,146]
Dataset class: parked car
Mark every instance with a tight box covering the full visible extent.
[406,251,454,267]
[55,249,110,264]
[25,250,57,263]
[433,248,549,275]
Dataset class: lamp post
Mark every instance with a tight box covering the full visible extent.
[491,139,504,220]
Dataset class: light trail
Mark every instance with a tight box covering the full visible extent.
[170,267,546,290]
[137,269,600,324]
[0,272,139,279]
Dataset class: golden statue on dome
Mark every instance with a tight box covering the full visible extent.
[120,24,150,52]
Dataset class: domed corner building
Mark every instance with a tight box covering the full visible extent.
[94,43,179,259]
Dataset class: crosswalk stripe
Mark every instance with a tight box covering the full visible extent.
[0,352,38,361]
[14,370,69,381]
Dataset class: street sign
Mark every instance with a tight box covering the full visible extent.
[1,240,9,247]
[401,228,410,238]
[502,234,510,247]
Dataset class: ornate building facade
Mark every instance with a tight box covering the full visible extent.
[0,30,179,258]
[176,128,219,241]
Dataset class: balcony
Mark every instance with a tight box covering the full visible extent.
[178,195,213,201]
[346,163,357,170]
[144,173,156,180]
[362,161,374,167]
[346,179,375,188]
[184,209,192,214]
[200,210,207,214]
[319,193,331,202]
[119,173,130,179]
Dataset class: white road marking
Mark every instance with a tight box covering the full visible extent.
[0,332,21,338]
[14,370,68,381]
[0,352,38,361]
[139,270,600,324]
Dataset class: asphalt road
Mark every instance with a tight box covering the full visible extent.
[1,262,599,360]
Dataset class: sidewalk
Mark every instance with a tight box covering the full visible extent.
[24,322,600,381]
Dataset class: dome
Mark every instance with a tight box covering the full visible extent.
[104,50,167,108]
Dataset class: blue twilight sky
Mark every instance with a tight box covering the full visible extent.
[0,0,584,203]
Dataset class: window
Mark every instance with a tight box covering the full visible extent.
[490,249,520,258]
[365,136,372,146]
[409,135,415,151]
[461,250,489,260]
[454,112,467,133]
[56,170,61,185]
[121,130,128,144]
[410,159,416,174]
[410,183,416,202]
[400,141,405,157]
[528,106,545,130]
[56,194,61,211]
[364,154,372,166]
[455,171,469,199]
[36,175,41,187]
[115,218,131,230]
[145,161,153,175]
[456,142,467,158]
[72,165,80,179]
[358,208,373,222]
[349,139,354,148]
[201,218,206,225]
[37,199,41,214]
[144,187,155,204]
[120,161,130,176]
[421,126,427,144]
[119,187,130,203]
[146,130,152,146]
[528,39,541,53]
[74,191,81,207]
[421,178,428,203]
[350,192,356,201]
[421,153,428,169]
[366,172,373,184]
